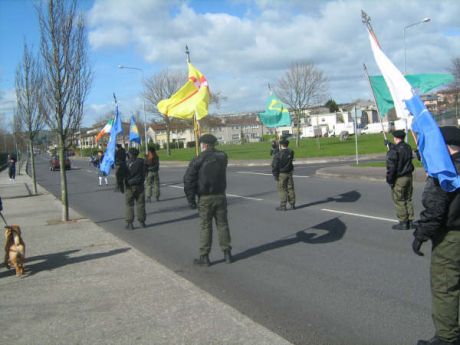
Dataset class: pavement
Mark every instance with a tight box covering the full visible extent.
[0,168,292,345]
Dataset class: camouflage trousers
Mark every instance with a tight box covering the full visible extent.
[145,170,160,199]
[391,175,414,222]
[198,194,231,256]
[431,230,460,342]
[125,184,146,224]
[277,172,296,207]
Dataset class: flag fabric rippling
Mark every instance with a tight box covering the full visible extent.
[100,104,123,176]
[258,94,292,128]
[129,115,141,144]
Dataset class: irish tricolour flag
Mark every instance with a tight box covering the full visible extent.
[95,119,113,143]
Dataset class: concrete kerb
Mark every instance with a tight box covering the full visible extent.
[0,170,292,345]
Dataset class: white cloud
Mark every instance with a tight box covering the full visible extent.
[86,0,460,116]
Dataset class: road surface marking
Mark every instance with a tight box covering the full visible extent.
[321,208,398,223]
[167,184,263,201]
[237,171,310,178]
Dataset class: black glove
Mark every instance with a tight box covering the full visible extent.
[412,238,424,256]
[384,139,390,147]
[274,175,279,181]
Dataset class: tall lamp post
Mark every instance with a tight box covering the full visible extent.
[118,64,148,154]
[404,17,431,75]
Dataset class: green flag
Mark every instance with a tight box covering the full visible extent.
[369,73,453,118]
[258,94,292,128]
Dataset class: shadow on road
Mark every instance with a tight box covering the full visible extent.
[0,247,130,278]
[296,190,361,210]
[231,217,346,263]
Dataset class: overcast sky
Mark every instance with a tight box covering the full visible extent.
[1,0,459,128]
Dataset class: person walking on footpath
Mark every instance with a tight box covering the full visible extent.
[124,147,146,230]
[8,154,16,183]
[183,134,232,266]
[272,138,296,211]
[114,144,127,193]
[145,146,160,203]
[95,150,108,186]
[412,126,460,345]
[385,130,415,230]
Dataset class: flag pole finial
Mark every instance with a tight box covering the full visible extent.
[185,45,191,63]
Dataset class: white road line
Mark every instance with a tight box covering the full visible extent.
[86,169,93,173]
[321,208,398,223]
[237,171,310,178]
[167,184,263,201]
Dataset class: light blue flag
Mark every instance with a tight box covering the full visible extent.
[129,115,141,144]
[100,104,123,176]
[406,95,460,192]
[258,94,291,128]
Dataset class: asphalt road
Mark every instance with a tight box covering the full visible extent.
[34,154,433,345]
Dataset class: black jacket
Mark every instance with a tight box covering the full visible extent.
[386,142,414,185]
[183,148,227,203]
[272,148,294,177]
[125,157,146,186]
[414,152,460,240]
[115,147,126,165]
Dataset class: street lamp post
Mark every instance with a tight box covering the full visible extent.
[404,17,431,75]
[118,64,148,154]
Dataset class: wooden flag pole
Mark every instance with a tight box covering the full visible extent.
[186,45,200,157]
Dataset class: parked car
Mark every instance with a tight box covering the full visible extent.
[49,155,71,171]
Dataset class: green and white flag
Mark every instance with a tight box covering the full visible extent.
[258,94,291,128]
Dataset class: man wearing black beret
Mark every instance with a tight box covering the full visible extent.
[272,137,296,211]
[386,129,415,230]
[413,126,460,345]
[124,147,146,230]
[183,133,232,266]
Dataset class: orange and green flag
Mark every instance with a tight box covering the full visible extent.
[157,63,210,120]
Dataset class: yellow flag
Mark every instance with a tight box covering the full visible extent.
[157,63,210,120]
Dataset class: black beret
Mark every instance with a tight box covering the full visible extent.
[128,147,139,156]
[279,138,289,146]
[391,130,406,139]
[199,134,217,145]
[440,126,460,146]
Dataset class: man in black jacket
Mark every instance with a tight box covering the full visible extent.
[114,144,127,193]
[272,138,296,211]
[413,126,460,345]
[183,134,232,266]
[386,130,415,230]
[124,148,146,230]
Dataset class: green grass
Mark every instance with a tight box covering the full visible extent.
[157,134,418,161]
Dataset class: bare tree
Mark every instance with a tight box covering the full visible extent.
[38,0,92,221]
[144,69,186,156]
[15,42,44,194]
[275,62,328,147]
[448,57,460,121]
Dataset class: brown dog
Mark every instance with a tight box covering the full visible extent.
[4,225,26,276]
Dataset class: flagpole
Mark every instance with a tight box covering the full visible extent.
[186,45,201,157]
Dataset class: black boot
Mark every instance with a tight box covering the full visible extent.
[139,221,146,228]
[193,254,211,267]
[290,203,296,210]
[276,205,287,211]
[408,220,415,229]
[224,249,233,264]
[392,221,409,230]
[125,222,134,230]
[416,336,457,345]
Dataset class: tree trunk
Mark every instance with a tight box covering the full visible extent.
[58,133,69,221]
[296,112,301,148]
[29,140,38,194]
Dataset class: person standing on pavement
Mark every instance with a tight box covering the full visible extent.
[386,130,415,230]
[270,140,279,156]
[272,138,296,211]
[145,146,160,203]
[114,144,127,193]
[8,154,16,183]
[124,147,146,230]
[183,134,232,266]
[412,126,460,345]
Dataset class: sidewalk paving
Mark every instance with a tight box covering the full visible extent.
[0,170,292,345]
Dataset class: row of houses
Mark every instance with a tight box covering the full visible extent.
[73,101,380,150]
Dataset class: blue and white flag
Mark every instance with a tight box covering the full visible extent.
[100,103,123,176]
[129,115,141,144]
[367,28,460,192]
